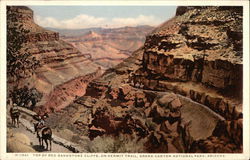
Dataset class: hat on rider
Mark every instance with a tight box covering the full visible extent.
[13,103,18,109]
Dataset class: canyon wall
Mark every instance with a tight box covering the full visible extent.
[141,7,242,90]
[129,6,243,152]
[7,6,102,113]
[9,6,243,153]
[131,6,243,121]
[7,6,101,95]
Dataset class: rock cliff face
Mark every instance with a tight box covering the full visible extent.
[132,6,243,121]
[128,6,243,152]
[34,67,103,115]
[49,6,243,153]
[137,7,243,152]
[7,6,102,113]
[141,6,242,89]
[7,6,101,95]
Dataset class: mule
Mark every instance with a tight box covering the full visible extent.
[34,122,52,151]
[10,108,20,128]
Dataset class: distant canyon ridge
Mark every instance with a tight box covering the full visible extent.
[49,26,154,69]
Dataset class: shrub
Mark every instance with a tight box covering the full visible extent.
[86,134,145,153]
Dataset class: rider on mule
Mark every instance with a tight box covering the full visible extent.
[34,115,52,150]
[10,103,20,127]
[36,116,46,138]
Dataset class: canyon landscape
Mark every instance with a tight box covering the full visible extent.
[6,5,243,154]
[51,26,154,69]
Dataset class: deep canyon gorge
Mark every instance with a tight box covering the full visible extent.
[6,6,243,153]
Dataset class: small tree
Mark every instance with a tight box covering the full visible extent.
[9,86,42,109]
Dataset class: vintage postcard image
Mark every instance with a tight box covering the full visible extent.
[0,1,249,160]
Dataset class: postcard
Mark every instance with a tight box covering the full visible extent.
[0,0,249,160]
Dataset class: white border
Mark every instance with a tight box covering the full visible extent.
[0,1,249,160]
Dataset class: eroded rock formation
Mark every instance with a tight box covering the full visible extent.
[7,6,103,116]
[130,6,243,153]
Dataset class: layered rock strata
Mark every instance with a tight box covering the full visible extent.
[7,6,105,119]
[129,6,243,152]
[7,6,101,95]
[61,26,153,69]
[131,6,242,121]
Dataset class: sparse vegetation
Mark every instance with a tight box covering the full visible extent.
[9,86,42,109]
[86,134,145,153]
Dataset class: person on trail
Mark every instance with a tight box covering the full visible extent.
[36,115,46,138]
[10,103,19,115]
[10,103,21,127]
[38,116,45,126]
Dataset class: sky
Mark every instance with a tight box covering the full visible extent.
[28,6,177,29]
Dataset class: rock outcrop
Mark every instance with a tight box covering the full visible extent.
[131,6,242,153]
[7,131,36,152]
[131,6,243,121]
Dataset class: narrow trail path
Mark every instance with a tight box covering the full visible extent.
[130,85,225,120]
[7,117,72,153]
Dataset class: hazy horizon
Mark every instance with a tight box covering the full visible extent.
[29,6,177,29]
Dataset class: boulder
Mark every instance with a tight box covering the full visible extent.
[7,133,35,152]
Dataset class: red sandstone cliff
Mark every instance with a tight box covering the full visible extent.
[131,6,243,121]
[7,6,101,95]
[7,6,103,115]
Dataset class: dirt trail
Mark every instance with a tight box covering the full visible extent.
[129,85,224,140]
[7,117,72,153]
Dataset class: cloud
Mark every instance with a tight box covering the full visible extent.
[34,14,163,29]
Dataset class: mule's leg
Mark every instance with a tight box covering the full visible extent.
[44,139,48,150]
[14,118,17,128]
[12,118,15,127]
[49,139,52,151]
[17,117,19,128]
[39,137,41,146]
[41,138,44,148]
